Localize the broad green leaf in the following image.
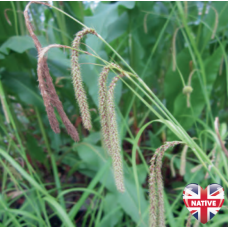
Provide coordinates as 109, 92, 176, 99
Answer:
74, 141, 149, 226
99, 193, 123, 227
3, 72, 43, 108
26, 134, 46, 163
165, 46, 223, 130
0, 53, 5, 59
165, 49, 191, 113
84, 2, 134, 63
0, 36, 34, 54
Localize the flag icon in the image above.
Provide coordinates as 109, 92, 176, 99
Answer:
183, 183, 224, 224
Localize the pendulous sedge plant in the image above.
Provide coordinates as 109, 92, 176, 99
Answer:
25, 1, 126, 193
22, 2, 228, 226
149, 141, 181, 227
99, 64, 125, 192
72, 28, 98, 130
186, 213, 192, 227
107, 73, 125, 192
99, 66, 112, 153
24, 2, 79, 142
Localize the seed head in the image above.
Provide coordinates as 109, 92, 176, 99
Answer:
71, 28, 98, 130
149, 141, 181, 227
107, 74, 125, 192
180, 145, 188, 176
186, 213, 192, 227
99, 65, 125, 192
24, 2, 80, 141
37, 45, 80, 141
149, 152, 158, 227
170, 154, 177, 178
37, 47, 60, 134
99, 66, 112, 153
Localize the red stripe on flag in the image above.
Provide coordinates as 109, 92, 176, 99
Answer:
190, 210, 197, 214
211, 189, 222, 196
183, 191, 192, 196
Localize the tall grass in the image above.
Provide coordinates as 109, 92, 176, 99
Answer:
0, 1, 228, 227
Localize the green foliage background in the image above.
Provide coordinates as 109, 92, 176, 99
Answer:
0, 1, 228, 227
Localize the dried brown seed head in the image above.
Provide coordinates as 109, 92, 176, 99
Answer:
37, 45, 80, 141
24, 2, 79, 141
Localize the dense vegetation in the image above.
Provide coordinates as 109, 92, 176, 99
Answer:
0, 1, 228, 227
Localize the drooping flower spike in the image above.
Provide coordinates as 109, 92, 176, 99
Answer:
24, 3, 79, 141
99, 64, 125, 192
149, 141, 181, 227
107, 74, 125, 192
38, 44, 80, 141
72, 28, 98, 130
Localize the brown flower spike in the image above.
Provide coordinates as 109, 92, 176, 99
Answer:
25, 1, 126, 192
24, 2, 79, 141
72, 28, 98, 130
99, 65, 125, 192
149, 141, 181, 227
99, 66, 112, 153
107, 74, 125, 192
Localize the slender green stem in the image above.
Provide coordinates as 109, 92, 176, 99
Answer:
69, 160, 111, 220
49, 4, 87, 29
53, 2, 69, 45
196, 2, 207, 46
141, 5, 176, 78
10, 1, 18, 35
176, 65, 186, 87
0, 81, 41, 182
188, 13, 228, 97
16, 2, 25, 35
176, 2, 214, 126
0, 148, 73, 226
35, 107, 66, 210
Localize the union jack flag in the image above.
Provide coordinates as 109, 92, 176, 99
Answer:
183, 183, 224, 224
